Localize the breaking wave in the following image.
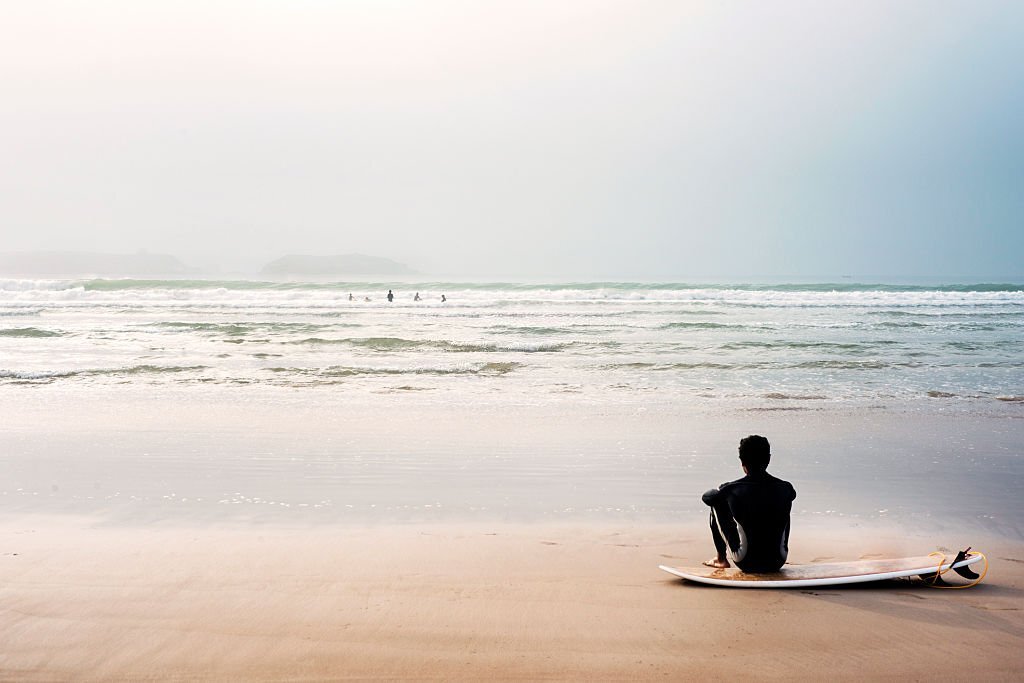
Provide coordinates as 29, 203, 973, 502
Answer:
0, 327, 62, 338
0, 365, 208, 381
287, 337, 568, 353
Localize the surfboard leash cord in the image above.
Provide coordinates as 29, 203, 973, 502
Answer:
923, 549, 988, 589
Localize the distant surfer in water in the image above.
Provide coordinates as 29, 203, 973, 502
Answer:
414, 292, 421, 301
348, 293, 354, 301
701, 435, 796, 573
387, 289, 394, 303
441, 294, 446, 302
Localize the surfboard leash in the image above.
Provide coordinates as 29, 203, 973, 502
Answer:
923, 548, 988, 588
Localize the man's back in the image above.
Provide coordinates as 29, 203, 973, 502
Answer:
703, 470, 796, 572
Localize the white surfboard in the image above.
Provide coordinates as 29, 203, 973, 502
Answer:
659, 552, 984, 588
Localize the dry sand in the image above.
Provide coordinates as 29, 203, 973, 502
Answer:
3, 517, 1022, 681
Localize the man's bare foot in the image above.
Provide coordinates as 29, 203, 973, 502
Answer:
703, 557, 731, 569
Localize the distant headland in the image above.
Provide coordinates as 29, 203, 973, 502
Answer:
260, 254, 416, 276
0, 251, 419, 278
0, 251, 192, 277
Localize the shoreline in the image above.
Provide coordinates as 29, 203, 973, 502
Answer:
5, 393, 1023, 537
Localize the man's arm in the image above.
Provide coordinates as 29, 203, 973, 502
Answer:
702, 482, 733, 506
703, 486, 742, 558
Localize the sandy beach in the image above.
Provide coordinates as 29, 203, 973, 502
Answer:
3, 517, 1023, 681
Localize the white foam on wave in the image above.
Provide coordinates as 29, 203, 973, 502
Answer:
0, 365, 209, 381
0, 308, 43, 316
15, 285, 1024, 306
0, 279, 79, 292
0, 369, 79, 379
449, 340, 567, 353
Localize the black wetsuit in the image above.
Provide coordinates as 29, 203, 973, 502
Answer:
702, 470, 796, 573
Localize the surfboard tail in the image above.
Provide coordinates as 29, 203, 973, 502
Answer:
951, 548, 981, 580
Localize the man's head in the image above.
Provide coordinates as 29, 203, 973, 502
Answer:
738, 435, 771, 472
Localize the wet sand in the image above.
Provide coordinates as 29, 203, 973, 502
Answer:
2, 518, 1023, 681
5, 389, 1023, 534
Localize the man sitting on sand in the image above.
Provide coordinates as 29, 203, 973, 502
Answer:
702, 435, 796, 573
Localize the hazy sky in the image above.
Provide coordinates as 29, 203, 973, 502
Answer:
2, 1, 1022, 279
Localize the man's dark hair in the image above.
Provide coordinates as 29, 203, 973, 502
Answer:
739, 435, 771, 470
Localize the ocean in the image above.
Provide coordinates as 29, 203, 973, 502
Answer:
2, 279, 1022, 407
3, 278, 1023, 533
